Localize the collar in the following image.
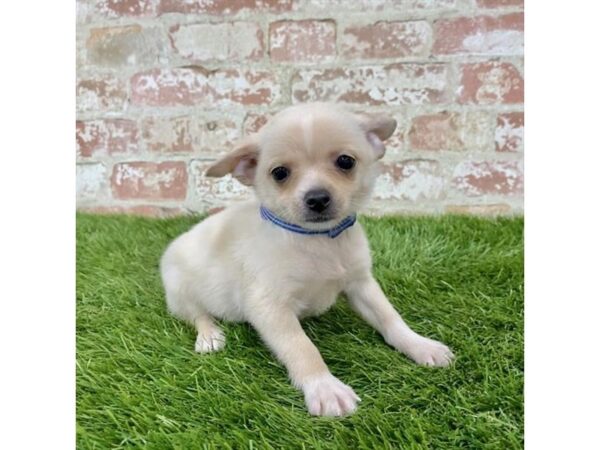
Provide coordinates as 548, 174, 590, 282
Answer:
259, 206, 357, 238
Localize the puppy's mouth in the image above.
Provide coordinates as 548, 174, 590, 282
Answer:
305, 215, 336, 223
303, 209, 338, 223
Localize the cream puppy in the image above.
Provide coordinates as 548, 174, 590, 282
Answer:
160, 103, 454, 417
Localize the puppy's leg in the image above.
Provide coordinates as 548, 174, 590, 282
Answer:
166, 286, 225, 353
161, 264, 225, 353
194, 313, 225, 354
247, 304, 360, 417
345, 275, 454, 367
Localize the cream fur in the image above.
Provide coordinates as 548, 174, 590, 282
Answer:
160, 103, 454, 417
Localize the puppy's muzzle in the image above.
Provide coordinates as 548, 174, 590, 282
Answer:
304, 189, 331, 213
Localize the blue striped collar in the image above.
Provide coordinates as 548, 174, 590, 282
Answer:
260, 206, 357, 238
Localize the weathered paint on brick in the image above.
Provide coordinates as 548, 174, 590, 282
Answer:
77, 26, 87, 67
76, 75, 128, 112
77, 163, 108, 201
111, 161, 188, 200
495, 112, 524, 152
459, 62, 524, 104
433, 13, 523, 55
477, 0, 523, 7
374, 159, 445, 201
141, 116, 240, 154
131, 67, 280, 106
269, 20, 336, 62
342, 21, 431, 59
243, 112, 275, 134
408, 111, 492, 151
158, 0, 293, 15
169, 22, 264, 62
303, 0, 456, 11
77, 119, 139, 157
292, 64, 449, 105
96, 0, 156, 18
87, 25, 168, 67
452, 160, 523, 196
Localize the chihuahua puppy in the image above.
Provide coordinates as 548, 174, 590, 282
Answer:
160, 103, 453, 417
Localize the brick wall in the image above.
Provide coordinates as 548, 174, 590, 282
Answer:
76, 0, 524, 217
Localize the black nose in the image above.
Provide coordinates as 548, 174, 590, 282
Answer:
304, 189, 331, 213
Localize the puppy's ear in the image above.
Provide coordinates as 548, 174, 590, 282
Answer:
205, 136, 259, 186
356, 113, 397, 159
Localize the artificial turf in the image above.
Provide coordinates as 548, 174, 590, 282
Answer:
76, 213, 524, 449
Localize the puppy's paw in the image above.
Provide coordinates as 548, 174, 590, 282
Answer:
302, 374, 361, 417
401, 335, 454, 367
194, 327, 225, 353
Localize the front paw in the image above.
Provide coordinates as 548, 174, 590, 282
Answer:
302, 374, 361, 417
194, 327, 226, 353
401, 335, 454, 367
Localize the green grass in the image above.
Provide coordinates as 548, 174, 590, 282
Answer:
76, 213, 523, 449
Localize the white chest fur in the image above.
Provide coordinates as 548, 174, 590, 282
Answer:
249, 227, 372, 319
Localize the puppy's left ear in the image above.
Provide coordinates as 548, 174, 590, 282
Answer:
356, 114, 397, 159
205, 136, 259, 186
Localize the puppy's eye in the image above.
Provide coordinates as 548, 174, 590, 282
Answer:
335, 154, 356, 171
271, 166, 290, 182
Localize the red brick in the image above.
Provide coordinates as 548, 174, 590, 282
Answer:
95, 0, 156, 17
169, 22, 263, 62
77, 119, 139, 157
269, 20, 336, 62
87, 25, 167, 67
408, 111, 491, 151
374, 159, 445, 201
111, 161, 188, 200
243, 112, 274, 134
141, 116, 239, 154
477, 0, 523, 7
292, 64, 449, 105
452, 160, 523, 196
78, 205, 186, 217
342, 21, 431, 59
158, 0, 293, 14
433, 13, 523, 55
131, 67, 280, 106
445, 203, 512, 215
495, 112, 524, 152
77, 75, 128, 112
459, 62, 523, 105
190, 160, 252, 203
302, 0, 455, 11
